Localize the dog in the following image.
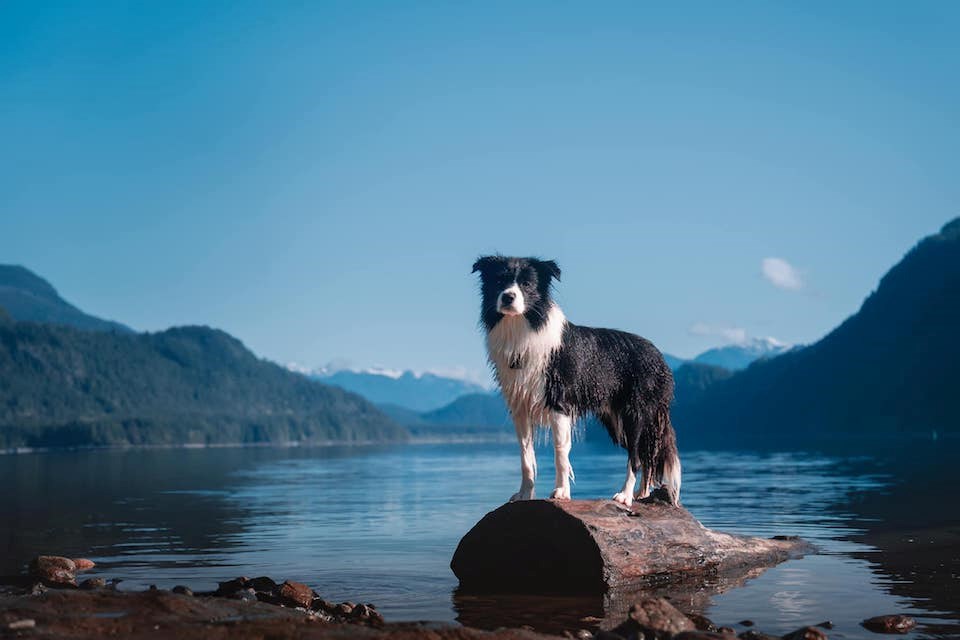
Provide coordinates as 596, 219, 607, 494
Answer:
472, 255, 681, 507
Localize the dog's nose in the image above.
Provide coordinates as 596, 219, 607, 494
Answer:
501, 292, 515, 305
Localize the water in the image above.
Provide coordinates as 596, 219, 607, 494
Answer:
1, 440, 957, 638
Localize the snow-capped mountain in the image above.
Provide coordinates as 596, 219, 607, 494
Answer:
691, 337, 792, 371
285, 363, 490, 413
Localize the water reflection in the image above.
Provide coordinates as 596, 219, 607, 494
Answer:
0, 440, 957, 638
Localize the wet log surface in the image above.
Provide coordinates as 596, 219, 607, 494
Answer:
451, 497, 814, 595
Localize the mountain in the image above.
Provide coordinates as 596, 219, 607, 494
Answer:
662, 353, 687, 371
0, 318, 407, 449
0, 265, 133, 333
672, 362, 734, 405
310, 368, 487, 412
673, 218, 960, 446
692, 337, 791, 371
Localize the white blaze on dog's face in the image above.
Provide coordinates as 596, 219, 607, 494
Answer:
497, 283, 525, 316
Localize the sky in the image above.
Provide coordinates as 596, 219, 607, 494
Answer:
1, 1, 958, 384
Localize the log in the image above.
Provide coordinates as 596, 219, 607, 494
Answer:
451, 495, 813, 595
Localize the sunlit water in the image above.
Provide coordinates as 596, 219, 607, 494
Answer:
1, 441, 956, 638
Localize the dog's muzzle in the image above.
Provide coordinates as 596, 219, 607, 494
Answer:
497, 285, 525, 315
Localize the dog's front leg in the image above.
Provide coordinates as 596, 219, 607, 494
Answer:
549, 413, 573, 500
509, 414, 536, 502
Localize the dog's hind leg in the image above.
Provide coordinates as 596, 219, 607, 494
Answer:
612, 460, 637, 507
509, 413, 536, 502
549, 413, 574, 500
636, 466, 654, 501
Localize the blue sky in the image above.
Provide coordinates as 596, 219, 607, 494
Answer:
1, 2, 958, 383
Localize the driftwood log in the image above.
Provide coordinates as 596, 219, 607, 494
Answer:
451, 496, 813, 595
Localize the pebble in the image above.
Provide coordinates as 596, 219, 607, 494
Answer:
172, 585, 193, 596
8, 619, 36, 630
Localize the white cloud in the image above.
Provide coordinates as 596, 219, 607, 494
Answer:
688, 322, 748, 345
761, 257, 803, 291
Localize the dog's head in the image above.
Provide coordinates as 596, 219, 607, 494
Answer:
472, 255, 561, 331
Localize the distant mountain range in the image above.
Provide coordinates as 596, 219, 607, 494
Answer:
0, 265, 133, 334
663, 338, 792, 372
672, 218, 960, 445
295, 366, 488, 413
689, 337, 792, 371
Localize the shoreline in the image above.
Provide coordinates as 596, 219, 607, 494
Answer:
0, 434, 519, 456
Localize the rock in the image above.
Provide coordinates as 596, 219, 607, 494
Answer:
783, 626, 828, 640
718, 627, 736, 635
312, 597, 336, 613
246, 576, 278, 592
79, 578, 106, 590
231, 587, 258, 602
215, 577, 248, 596
30, 556, 76, 573
72, 558, 96, 571
609, 597, 696, 639
688, 614, 718, 633
29, 582, 47, 596
861, 615, 916, 634
171, 585, 193, 596
336, 602, 354, 616
278, 580, 313, 609
452, 500, 813, 593
8, 619, 36, 630
29, 556, 77, 586
738, 621, 755, 627
676, 633, 739, 640
351, 603, 374, 619
815, 621, 834, 629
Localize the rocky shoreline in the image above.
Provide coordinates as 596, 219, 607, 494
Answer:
0, 555, 917, 639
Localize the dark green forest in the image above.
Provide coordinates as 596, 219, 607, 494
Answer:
0, 317, 407, 449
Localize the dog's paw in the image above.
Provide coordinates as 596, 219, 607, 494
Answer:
550, 486, 571, 500
612, 491, 634, 507
509, 488, 535, 502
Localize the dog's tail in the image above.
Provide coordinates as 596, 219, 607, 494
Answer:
656, 411, 682, 505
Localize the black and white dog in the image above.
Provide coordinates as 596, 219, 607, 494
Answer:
472, 255, 681, 507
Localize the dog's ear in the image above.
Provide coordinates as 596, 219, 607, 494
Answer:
536, 259, 561, 282
472, 255, 502, 274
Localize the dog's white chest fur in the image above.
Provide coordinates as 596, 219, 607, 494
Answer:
486, 304, 566, 426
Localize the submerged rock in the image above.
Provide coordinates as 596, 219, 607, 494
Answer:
79, 578, 106, 590
783, 626, 828, 640
862, 615, 917, 634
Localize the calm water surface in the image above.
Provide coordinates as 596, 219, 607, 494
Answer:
1, 441, 957, 638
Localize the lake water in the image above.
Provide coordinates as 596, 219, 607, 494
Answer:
1, 440, 957, 639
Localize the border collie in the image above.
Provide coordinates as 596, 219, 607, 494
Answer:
472, 255, 681, 507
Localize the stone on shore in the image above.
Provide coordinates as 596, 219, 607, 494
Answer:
279, 580, 315, 609
451, 499, 813, 594
610, 598, 695, 639
29, 556, 78, 587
